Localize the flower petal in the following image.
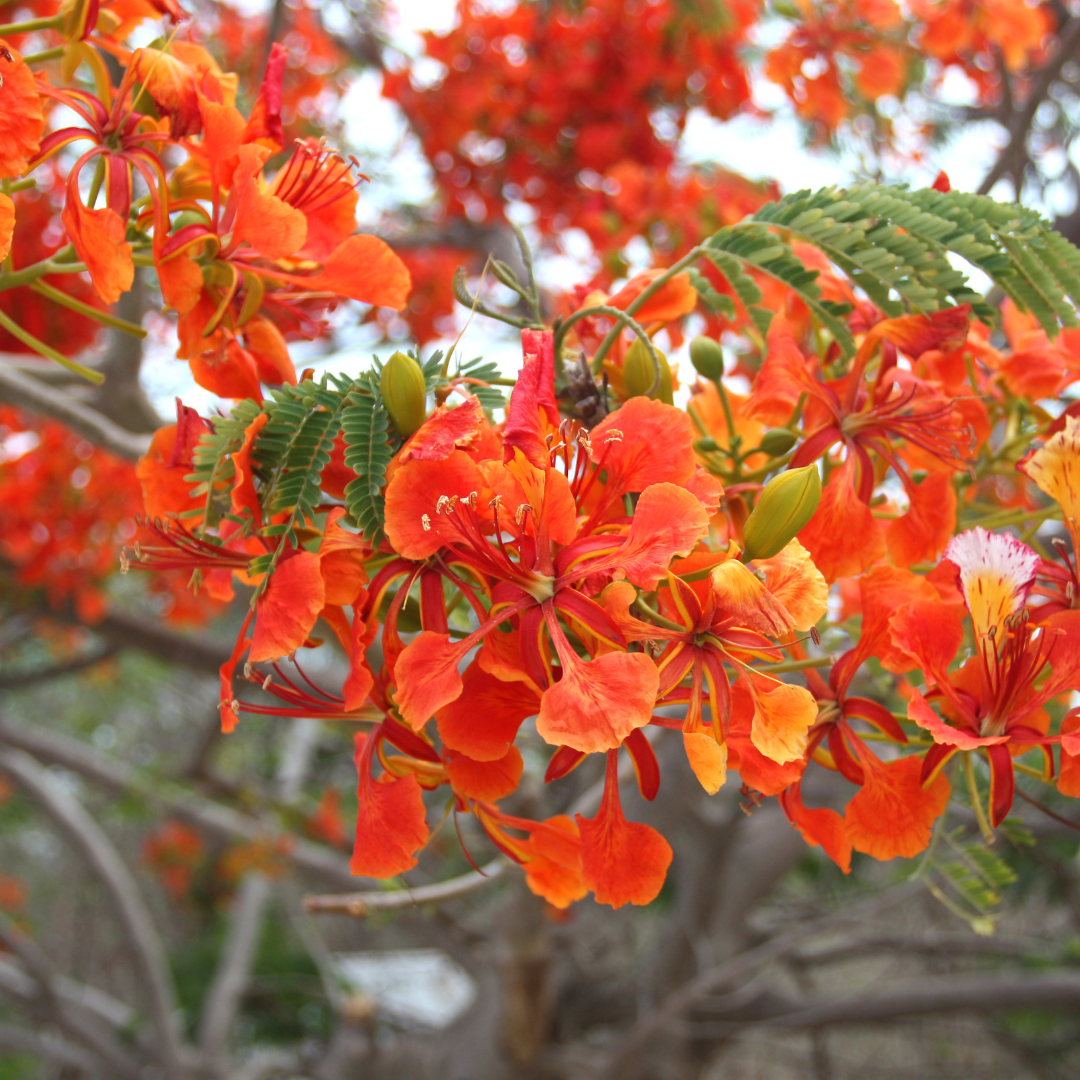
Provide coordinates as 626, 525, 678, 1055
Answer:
250, 551, 325, 662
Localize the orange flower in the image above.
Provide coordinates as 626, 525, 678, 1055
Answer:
0, 192, 12, 263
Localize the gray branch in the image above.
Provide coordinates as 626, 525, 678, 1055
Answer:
0, 362, 151, 460
0, 747, 185, 1079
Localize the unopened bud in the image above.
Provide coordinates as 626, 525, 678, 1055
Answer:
689, 336, 725, 381
758, 428, 798, 456
623, 338, 674, 404
694, 436, 720, 453
741, 465, 822, 560
380, 351, 427, 437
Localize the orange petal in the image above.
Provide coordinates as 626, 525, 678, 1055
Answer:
537, 651, 659, 754
872, 304, 971, 361
0, 193, 13, 263
607, 269, 698, 324
522, 815, 586, 908
797, 458, 885, 582
606, 482, 710, 589
1058, 712, 1080, 798
780, 783, 851, 873
190, 341, 264, 402
232, 144, 307, 260
844, 747, 950, 860
307, 234, 412, 309
589, 397, 697, 496
318, 507, 370, 606
0, 50, 45, 178
229, 412, 269, 525
756, 539, 828, 631
396, 397, 484, 465
244, 317, 296, 386
135, 423, 205, 523
683, 731, 728, 795
744, 316, 815, 425
710, 558, 797, 638
130, 47, 201, 137
888, 600, 965, 685
577, 753, 672, 909
726, 679, 807, 795
158, 252, 204, 316
746, 673, 817, 764
503, 329, 559, 470
250, 551, 325, 662
350, 731, 429, 878
383, 451, 491, 560
61, 186, 134, 305
436, 660, 539, 760
393, 631, 467, 729
886, 470, 957, 568
444, 745, 523, 802
343, 610, 377, 711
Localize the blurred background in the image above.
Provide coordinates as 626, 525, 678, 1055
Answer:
6, 0, 1080, 1077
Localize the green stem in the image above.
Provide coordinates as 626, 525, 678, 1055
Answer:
22, 44, 63, 63
4, 177, 36, 193
30, 280, 147, 338
555, 304, 664, 396
964, 751, 996, 845
759, 654, 834, 674
631, 599, 686, 633
964, 503, 1059, 531
86, 156, 106, 211
0, 308, 103, 383
0, 251, 85, 291
589, 245, 708, 371
0, 15, 61, 34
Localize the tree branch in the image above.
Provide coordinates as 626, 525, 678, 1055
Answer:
693, 971, 1080, 1034
978, 15, 1080, 195
0, 362, 151, 459
0, 912, 144, 1078
0, 645, 117, 690
0, 1021, 102, 1074
0, 715, 359, 889
305, 858, 508, 915
0, 747, 185, 1079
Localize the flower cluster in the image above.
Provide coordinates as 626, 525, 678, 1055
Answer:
127, 243, 1080, 908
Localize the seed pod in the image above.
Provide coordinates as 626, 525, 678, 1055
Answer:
758, 428, 798, 456
380, 351, 427, 437
623, 338, 674, 404
741, 464, 822, 560
689, 335, 725, 381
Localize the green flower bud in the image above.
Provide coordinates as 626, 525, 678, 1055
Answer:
758, 428, 798, 456
741, 465, 822, 560
380, 351, 427, 437
623, 338, 674, 404
694, 436, 720, 453
689, 335, 725, 381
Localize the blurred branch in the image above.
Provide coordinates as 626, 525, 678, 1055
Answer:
978, 15, 1080, 195
0, 645, 117, 690
0, 362, 151, 459
305, 858, 508, 914
0, 1021, 101, 1074
198, 719, 322, 1059
694, 970, 1080, 1033
602, 881, 922, 1079
0, 912, 144, 1078
0, 715, 359, 889
0, 747, 186, 1080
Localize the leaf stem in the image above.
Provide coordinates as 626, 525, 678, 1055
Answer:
0, 307, 104, 383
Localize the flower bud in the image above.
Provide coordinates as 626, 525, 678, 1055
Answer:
380, 351, 427, 437
623, 338, 674, 404
689, 335, 725, 381
741, 464, 822, 560
758, 428, 798, 456
694, 436, 720, 453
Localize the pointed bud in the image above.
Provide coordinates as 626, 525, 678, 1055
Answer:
758, 428, 798, 456
742, 465, 822, 560
623, 338, 674, 404
689, 336, 725, 381
381, 351, 427, 437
